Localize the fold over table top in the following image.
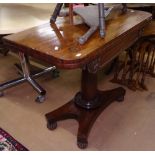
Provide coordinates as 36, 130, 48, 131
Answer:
3, 10, 152, 69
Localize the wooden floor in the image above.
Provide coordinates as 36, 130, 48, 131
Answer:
1, 53, 155, 150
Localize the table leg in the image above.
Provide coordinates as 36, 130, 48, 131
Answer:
45, 68, 126, 149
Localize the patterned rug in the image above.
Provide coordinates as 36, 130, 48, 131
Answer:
0, 128, 28, 151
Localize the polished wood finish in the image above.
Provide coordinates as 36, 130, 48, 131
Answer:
143, 21, 155, 37
46, 65, 125, 149
2, 10, 152, 149
127, 4, 155, 19
3, 10, 151, 69
46, 84, 125, 149
69, 4, 74, 25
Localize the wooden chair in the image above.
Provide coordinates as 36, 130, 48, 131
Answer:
50, 3, 127, 44
111, 20, 155, 91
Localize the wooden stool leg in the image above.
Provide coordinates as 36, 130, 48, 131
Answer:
69, 4, 74, 25
140, 44, 152, 90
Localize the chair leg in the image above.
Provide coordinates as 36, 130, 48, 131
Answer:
98, 3, 105, 38
18, 52, 46, 103
69, 4, 74, 25
0, 52, 56, 103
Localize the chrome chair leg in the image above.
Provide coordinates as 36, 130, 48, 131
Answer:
98, 3, 105, 38
0, 52, 56, 103
18, 52, 46, 103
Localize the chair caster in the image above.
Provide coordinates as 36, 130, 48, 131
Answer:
52, 69, 60, 78
47, 121, 57, 130
0, 91, 4, 97
35, 95, 45, 103
77, 138, 88, 149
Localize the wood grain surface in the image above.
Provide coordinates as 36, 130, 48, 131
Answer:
3, 10, 152, 69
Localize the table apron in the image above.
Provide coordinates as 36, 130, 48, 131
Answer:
93, 25, 144, 73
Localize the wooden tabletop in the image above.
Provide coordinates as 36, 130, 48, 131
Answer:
3, 10, 152, 69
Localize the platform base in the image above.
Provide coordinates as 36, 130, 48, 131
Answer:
45, 87, 125, 149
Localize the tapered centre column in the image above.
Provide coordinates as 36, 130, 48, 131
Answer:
75, 68, 101, 109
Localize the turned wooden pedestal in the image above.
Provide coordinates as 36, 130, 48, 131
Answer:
45, 68, 126, 149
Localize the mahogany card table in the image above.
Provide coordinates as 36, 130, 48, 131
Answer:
2, 10, 152, 149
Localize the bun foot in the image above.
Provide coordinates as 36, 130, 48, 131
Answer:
47, 121, 57, 130
77, 138, 88, 149
116, 95, 124, 102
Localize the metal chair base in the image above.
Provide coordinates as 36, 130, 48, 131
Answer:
0, 52, 56, 103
